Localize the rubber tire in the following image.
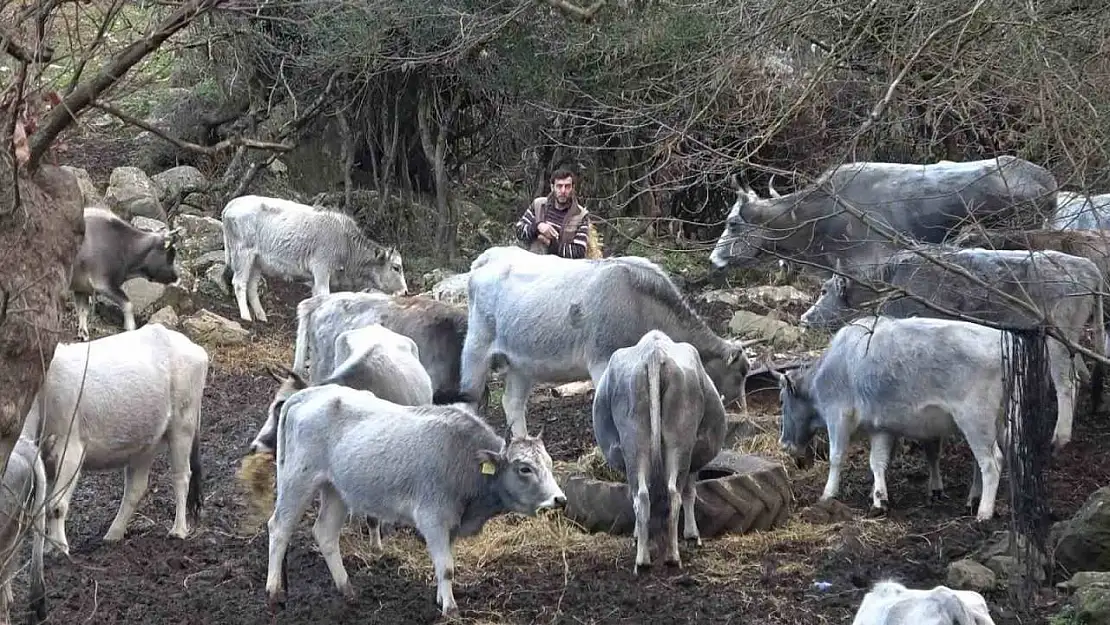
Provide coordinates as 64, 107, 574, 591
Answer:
560, 449, 794, 537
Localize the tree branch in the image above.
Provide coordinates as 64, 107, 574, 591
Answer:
90, 101, 294, 155
26, 0, 226, 172
0, 25, 53, 64
541, 0, 604, 21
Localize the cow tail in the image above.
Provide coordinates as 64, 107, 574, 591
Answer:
187, 430, 203, 527
221, 220, 235, 296
645, 349, 668, 525
28, 450, 47, 625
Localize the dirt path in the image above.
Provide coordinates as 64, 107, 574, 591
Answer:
14, 282, 1104, 624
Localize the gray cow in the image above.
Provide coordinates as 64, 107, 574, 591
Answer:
290, 290, 474, 404
264, 384, 566, 617
220, 195, 408, 323
461, 248, 755, 439
250, 322, 435, 455
592, 329, 727, 573
851, 581, 996, 625
70, 207, 180, 341
22, 323, 208, 555
709, 156, 1059, 278
799, 245, 1106, 451
1047, 190, 1110, 231
0, 436, 47, 625
773, 316, 1009, 521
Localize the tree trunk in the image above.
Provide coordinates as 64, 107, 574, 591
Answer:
0, 164, 84, 472
418, 84, 464, 263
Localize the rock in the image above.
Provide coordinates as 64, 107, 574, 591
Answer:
697, 289, 745, 308
186, 250, 226, 275
737, 285, 812, 309
973, 530, 1048, 585
1054, 486, 1110, 575
173, 214, 223, 259
121, 279, 166, 319
1059, 571, 1110, 591
1073, 585, 1110, 624
946, 559, 997, 592
131, 216, 169, 233
154, 284, 195, 317
151, 166, 209, 203
551, 381, 593, 398
430, 272, 469, 308
728, 310, 806, 349
798, 499, 854, 525
200, 264, 232, 299
181, 309, 249, 346
105, 166, 165, 221
61, 166, 101, 206
148, 306, 179, 329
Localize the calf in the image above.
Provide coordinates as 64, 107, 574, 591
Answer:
220, 194, 407, 323
290, 291, 473, 402
461, 247, 754, 439
852, 580, 996, 625
592, 330, 727, 573
250, 323, 435, 454
0, 436, 48, 625
70, 207, 180, 341
264, 384, 566, 617
773, 315, 1008, 521
22, 323, 207, 555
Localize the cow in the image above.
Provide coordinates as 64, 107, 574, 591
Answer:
1047, 190, 1110, 231
592, 330, 727, 573
851, 580, 996, 625
21, 323, 207, 555
772, 315, 1009, 521
0, 435, 48, 625
70, 207, 180, 341
460, 248, 756, 439
219, 194, 408, 323
249, 323, 435, 454
263, 384, 566, 617
799, 245, 1105, 451
708, 156, 1059, 278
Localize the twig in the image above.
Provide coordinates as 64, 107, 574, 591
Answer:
541, 0, 605, 21
90, 101, 294, 156
0, 25, 53, 63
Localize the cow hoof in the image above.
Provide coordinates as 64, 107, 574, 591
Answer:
633, 561, 651, 576
168, 527, 189, 540
664, 556, 682, 569
102, 530, 124, 543
684, 533, 702, 547
866, 502, 888, 517
341, 585, 358, 604
267, 590, 286, 611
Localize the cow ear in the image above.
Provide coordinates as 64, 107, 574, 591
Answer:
773, 370, 791, 392
475, 449, 502, 475
533, 424, 544, 441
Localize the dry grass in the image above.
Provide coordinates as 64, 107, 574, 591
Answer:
237, 451, 277, 529
209, 332, 295, 375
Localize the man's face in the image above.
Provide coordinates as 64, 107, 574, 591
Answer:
551, 175, 574, 203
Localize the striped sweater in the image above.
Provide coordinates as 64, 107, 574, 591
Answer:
514, 197, 591, 259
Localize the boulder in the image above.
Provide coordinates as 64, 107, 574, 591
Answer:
946, 558, 997, 592
131, 216, 168, 234
1054, 485, 1110, 575
148, 306, 180, 329
728, 311, 806, 349
120, 279, 166, 319
181, 309, 249, 346
737, 285, 813, 309
105, 166, 164, 221
61, 166, 101, 207
151, 166, 209, 204
430, 272, 469, 308
173, 214, 223, 260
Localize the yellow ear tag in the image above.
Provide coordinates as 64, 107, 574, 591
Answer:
480, 461, 496, 475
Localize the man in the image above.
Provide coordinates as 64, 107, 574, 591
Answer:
515, 167, 593, 259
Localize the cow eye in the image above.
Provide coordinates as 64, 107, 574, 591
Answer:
517, 465, 534, 476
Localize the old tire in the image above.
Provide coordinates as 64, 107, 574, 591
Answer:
560, 450, 794, 537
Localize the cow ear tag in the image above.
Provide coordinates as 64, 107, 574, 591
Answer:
480, 460, 496, 475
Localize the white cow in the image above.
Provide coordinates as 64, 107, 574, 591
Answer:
220, 194, 407, 323
0, 436, 48, 625
22, 323, 208, 555
852, 580, 996, 625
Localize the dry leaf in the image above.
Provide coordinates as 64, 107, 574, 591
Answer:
12, 119, 30, 166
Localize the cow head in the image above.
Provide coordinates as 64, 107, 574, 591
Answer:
799, 260, 857, 330
709, 183, 765, 272
477, 431, 566, 515
249, 365, 309, 454
344, 246, 408, 296
139, 228, 180, 285
701, 340, 753, 408
772, 364, 819, 469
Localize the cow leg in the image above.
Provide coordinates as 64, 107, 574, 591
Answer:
103, 452, 156, 542
1048, 340, 1076, 451
415, 519, 458, 617
501, 371, 534, 439
969, 441, 1003, 522
820, 422, 850, 502
230, 250, 257, 322
681, 471, 701, 545
166, 427, 196, 539
265, 470, 318, 607
631, 461, 652, 574
663, 449, 685, 568
309, 264, 332, 299
45, 441, 86, 556
97, 284, 135, 332
246, 265, 268, 323
74, 292, 92, 341
922, 438, 947, 502
313, 485, 355, 602
867, 432, 894, 513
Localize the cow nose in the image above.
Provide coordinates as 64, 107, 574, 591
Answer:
554, 495, 567, 508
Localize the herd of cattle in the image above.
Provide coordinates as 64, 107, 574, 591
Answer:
2, 155, 1106, 622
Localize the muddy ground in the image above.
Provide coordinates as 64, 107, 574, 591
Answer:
9, 274, 1102, 625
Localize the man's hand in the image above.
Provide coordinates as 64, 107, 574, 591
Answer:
536, 222, 558, 238
537, 232, 552, 246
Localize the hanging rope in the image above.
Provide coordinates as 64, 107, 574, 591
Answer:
999, 325, 1057, 611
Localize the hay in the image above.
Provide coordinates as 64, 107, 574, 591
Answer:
573, 447, 625, 482
585, 223, 604, 259
237, 452, 276, 526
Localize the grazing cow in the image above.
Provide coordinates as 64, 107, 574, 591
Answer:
799, 245, 1105, 450
290, 291, 472, 401
774, 316, 1010, 520
22, 323, 207, 555
0, 436, 47, 625
461, 248, 755, 438
220, 194, 408, 323
264, 384, 566, 617
708, 156, 1058, 277
851, 580, 996, 625
592, 330, 727, 573
1047, 190, 1110, 231
70, 207, 180, 341
249, 323, 435, 454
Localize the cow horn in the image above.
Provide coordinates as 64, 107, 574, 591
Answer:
768, 175, 782, 198
739, 337, 768, 349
